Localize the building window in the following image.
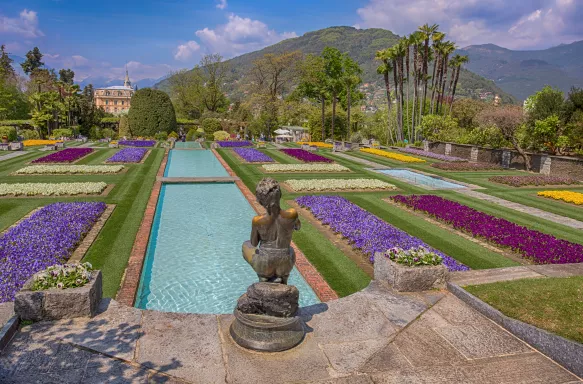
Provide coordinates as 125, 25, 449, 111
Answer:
106, 91, 110, 96
105, 100, 109, 105
118, 91, 122, 96
115, 100, 118, 105
121, 101, 124, 106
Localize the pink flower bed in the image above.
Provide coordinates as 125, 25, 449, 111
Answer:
280, 149, 333, 163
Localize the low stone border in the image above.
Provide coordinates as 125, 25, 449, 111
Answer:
104, 149, 152, 165
117, 149, 168, 306
448, 282, 583, 378
69, 204, 116, 262
0, 315, 18, 352
212, 149, 338, 302
0, 183, 116, 199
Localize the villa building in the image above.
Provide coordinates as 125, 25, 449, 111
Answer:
94, 69, 134, 113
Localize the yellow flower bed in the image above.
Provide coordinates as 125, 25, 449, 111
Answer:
297, 142, 333, 148
537, 190, 583, 205
360, 148, 425, 163
23, 140, 63, 147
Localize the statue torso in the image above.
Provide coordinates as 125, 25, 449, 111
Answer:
253, 209, 298, 249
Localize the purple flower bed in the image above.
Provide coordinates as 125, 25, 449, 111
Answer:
106, 148, 148, 163
118, 140, 156, 147
281, 149, 333, 163
217, 141, 253, 148
391, 194, 583, 265
0, 202, 107, 302
295, 195, 468, 271
431, 162, 503, 171
398, 148, 467, 162
32, 148, 93, 164
489, 175, 580, 187
233, 148, 274, 163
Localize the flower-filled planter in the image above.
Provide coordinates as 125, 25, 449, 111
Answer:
14, 263, 102, 321
374, 247, 448, 292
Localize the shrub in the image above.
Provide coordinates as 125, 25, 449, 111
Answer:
128, 88, 177, 136
213, 130, 230, 141
350, 131, 364, 143
20, 129, 39, 140
52, 128, 73, 138
202, 118, 222, 134
89, 126, 101, 139
118, 115, 131, 138
0, 126, 17, 141
186, 129, 197, 141
154, 131, 168, 141
101, 128, 116, 139
168, 131, 178, 139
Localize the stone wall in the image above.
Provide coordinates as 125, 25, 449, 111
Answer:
449, 144, 473, 160
550, 156, 583, 179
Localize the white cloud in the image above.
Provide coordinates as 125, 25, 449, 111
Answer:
174, 40, 201, 61
356, 0, 583, 49
216, 0, 227, 10
194, 14, 297, 57
0, 9, 43, 38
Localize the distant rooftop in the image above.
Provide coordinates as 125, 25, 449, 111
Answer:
96, 85, 134, 90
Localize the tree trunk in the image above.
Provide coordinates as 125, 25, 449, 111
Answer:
439, 55, 450, 114
421, 40, 429, 121
383, 71, 393, 144
347, 86, 351, 138
405, 46, 410, 143
449, 68, 461, 114
430, 53, 439, 114
331, 92, 336, 141
446, 66, 456, 114
512, 138, 532, 171
321, 96, 326, 140
393, 59, 401, 141
399, 55, 405, 142
412, 46, 418, 140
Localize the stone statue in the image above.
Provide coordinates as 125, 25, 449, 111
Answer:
242, 178, 300, 284
231, 178, 305, 352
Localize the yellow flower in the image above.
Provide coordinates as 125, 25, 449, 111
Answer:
297, 142, 333, 148
23, 140, 63, 147
537, 190, 583, 205
360, 148, 425, 163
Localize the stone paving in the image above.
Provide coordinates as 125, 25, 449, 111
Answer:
1, 282, 579, 383
0, 152, 26, 162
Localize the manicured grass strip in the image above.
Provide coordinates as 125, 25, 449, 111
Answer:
465, 277, 583, 344
347, 194, 519, 270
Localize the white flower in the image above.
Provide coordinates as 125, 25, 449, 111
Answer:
56, 282, 64, 289
285, 178, 395, 192
262, 164, 350, 173
15, 165, 124, 175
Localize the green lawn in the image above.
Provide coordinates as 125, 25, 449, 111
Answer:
466, 277, 583, 344
0, 146, 164, 298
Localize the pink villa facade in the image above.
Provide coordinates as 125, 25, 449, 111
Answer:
94, 70, 134, 113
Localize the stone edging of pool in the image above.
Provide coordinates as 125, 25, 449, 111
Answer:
117, 148, 169, 306
212, 148, 339, 302
370, 167, 483, 190
447, 282, 583, 378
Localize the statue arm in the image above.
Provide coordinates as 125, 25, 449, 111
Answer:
250, 225, 260, 247
294, 217, 301, 231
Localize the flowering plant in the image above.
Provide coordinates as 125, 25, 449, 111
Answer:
490, 175, 580, 187
22, 140, 62, 147
538, 190, 583, 205
297, 142, 333, 148
397, 148, 467, 162
31, 262, 94, 291
262, 164, 350, 173
233, 148, 274, 162
217, 141, 252, 147
386, 246, 443, 267
32, 148, 93, 163
0, 182, 107, 196
281, 148, 333, 163
431, 162, 503, 171
285, 178, 395, 191
118, 140, 156, 147
360, 148, 425, 163
106, 148, 148, 163
15, 165, 124, 174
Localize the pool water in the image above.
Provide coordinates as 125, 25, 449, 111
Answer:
379, 169, 466, 189
164, 150, 229, 178
174, 141, 202, 149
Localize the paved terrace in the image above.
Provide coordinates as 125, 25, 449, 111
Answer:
1, 282, 579, 383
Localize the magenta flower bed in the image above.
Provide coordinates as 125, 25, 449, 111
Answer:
398, 148, 467, 162
32, 148, 93, 163
106, 148, 148, 163
296, 195, 469, 271
281, 149, 333, 163
217, 141, 253, 148
233, 148, 274, 162
391, 194, 583, 264
0, 202, 107, 302
118, 140, 156, 147
489, 175, 580, 187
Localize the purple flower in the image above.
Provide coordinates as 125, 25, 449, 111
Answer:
0, 202, 106, 302
489, 175, 580, 187
391, 194, 583, 264
217, 141, 253, 148
32, 148, 93, 163
118, 140, 156, 147
281, 149, 333, 163
431, 162, 503, 171
233, 148, 274, 162
398, 148, 467, 162
106, 148, 148, 163
295, 195, 469, 272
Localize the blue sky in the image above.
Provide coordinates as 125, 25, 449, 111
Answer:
1, 0, 582, 82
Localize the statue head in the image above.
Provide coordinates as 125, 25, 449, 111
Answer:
256, 178, 281, 214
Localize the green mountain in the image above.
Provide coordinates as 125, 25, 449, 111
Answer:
156, 26, 516, 104
458, 41, 583, 101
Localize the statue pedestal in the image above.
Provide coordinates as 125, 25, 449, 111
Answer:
230, 309, 305, 352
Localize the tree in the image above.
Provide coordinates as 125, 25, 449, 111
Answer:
341, 53, 362, 137
478, 105, 531, 170
418, 24, 439, 121
375, 48, 394, 144
128, 88, 177, 136
202, 117, 222, 134
448, 55, 469, 112
20, 47, 44, 75
437, 41, 455, 113
524, 86, 566, 152
167, 69, 203, 119
0, 45, 17, 84
322, 47, 344, 140
58, 69, 75, 85
419, 114, 461, 142
199, 54, 229, 113
118, 114, 131, 137
296, 54, 328, 140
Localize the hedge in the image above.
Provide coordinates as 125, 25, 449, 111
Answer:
128, 88, 177, 137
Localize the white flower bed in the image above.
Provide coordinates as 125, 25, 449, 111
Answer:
285, 178, 396, 192
0, 182, 108, 196
262, 164, 350, 173
15, 165, 124, 174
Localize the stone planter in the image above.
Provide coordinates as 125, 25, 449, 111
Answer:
374, 252, 447, 292
108, 143, 119, 148
14, 270, 102, 321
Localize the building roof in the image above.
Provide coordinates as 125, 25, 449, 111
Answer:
96, 85, 134, 91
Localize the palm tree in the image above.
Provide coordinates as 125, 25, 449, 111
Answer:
429, 32, 445, 114
403, 36, 411, 142
449, 54, 469, 113
409, 32, 423, 140
437, 41, 455, 114
342, 54, 362, 137
375, 49, 394, 144
418, 23, 439, 121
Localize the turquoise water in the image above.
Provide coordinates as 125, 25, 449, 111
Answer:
164, 150, 229, 178
379, 169, 465, 189
174, 141, 202, 149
